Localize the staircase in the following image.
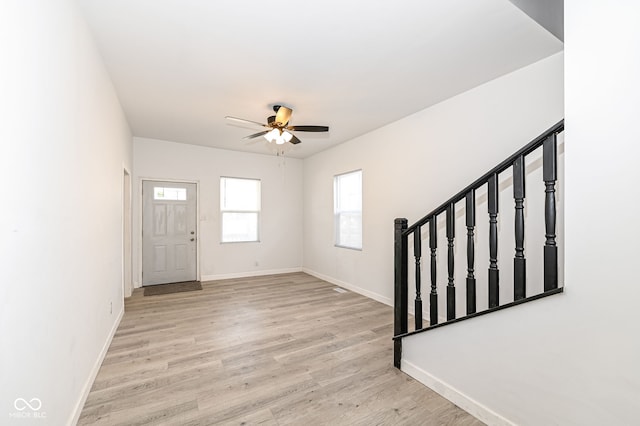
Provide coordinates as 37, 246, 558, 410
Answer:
393, 120, 565, 368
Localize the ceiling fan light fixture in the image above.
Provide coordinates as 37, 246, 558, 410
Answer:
264, 128, 280, 143
282, 131, 293, 143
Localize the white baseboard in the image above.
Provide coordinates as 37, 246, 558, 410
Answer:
201, 267, 303, 282
302, 268, 393, 306
401, 359, 514, 426
299, 269, 433, 322
68, 307, 124, 426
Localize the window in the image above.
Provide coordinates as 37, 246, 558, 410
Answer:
334, 170, 362, 249
220, 177, 261, 243
153, 187, 186, 201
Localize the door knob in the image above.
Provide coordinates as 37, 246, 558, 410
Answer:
191, 231, 195, 235
190, 238, 195, 242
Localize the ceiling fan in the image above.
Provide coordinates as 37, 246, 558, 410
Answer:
225, 105, 329, 145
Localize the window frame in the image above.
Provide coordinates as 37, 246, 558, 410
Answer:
333, 169, 363, 251
220, 176, 261, 244
153, 186, 187, 201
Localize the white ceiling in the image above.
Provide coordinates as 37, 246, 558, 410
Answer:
77, 0, 562, 158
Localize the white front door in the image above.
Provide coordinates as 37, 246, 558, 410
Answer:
142, 180, 197, 285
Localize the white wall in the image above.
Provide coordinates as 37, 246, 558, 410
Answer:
303, 52, 564, 309
400, 3, 640, 425
0, 1, 132, 425
133, 139, 303, 283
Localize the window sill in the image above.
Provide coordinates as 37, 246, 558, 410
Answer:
221, 240, 261, 244
335, 244, 362, 251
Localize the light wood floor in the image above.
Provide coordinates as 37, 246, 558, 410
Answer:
79, 273, 483, 425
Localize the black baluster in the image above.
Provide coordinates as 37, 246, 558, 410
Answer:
414, 226, 423, 330
466, 190, 476, 315
446, 204, 455, 321
488, 174, 499, 308
429, 217, 438, 325
393, 218, 408, 368
543, 134, 558, 291
513, 155, 526, 300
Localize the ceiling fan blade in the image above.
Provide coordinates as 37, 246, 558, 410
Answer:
242, 130, 270, 140
287, 125, 329, 132
289, 134, 302, 145
225, 116, 268, 128
275, 106, 292, 126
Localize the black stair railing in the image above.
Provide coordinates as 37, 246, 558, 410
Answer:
393, 120, 564, 369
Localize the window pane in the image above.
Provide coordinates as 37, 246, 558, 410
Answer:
222, 212, 258, 242
334, 170, 362, 249
220, 178, 260, 211
336, 172, 362, 212
154, 187, 186, 201
220, 177, 261, 243
337, 212, 362, 248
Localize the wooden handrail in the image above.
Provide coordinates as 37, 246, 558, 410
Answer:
393, 120, 565, 369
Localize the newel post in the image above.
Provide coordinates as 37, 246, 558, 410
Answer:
394, 218, 408, 369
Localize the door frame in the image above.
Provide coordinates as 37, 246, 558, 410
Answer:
123, 166, 132, 297
138, 177, 200, 287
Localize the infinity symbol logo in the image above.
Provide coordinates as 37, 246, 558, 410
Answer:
14, 398, 42, 411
